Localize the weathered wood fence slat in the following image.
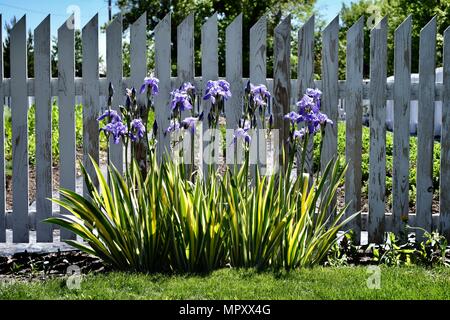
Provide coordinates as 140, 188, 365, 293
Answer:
345, 16, 364, 243
11, 15, 29, 243
416, 17, 437, 240
368, 17, 388, 243
34, 15, 52, 242
1, 13, 450, 245
392, 15, 412, 237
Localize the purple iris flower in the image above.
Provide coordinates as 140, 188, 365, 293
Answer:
293, 128, 306, 141
181, 82, 196, 95
140, 76, 159, 95
170, 89, 193, 111
165, 120, 181, 135
250, 84, 271, 107
284, 111, 302, 124
181, 116, 197, 134
306, 88, 322, 100
296, 94, 314, 114
97, 109, 122, 123
233, 127, 251, 144
317, 112, 333, 126
129, 119, 146, 142
203, 80, 232, 105
251, 84, 270, 108
101, 121, 128, 144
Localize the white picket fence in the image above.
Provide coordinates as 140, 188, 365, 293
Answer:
0, 12, 449, 245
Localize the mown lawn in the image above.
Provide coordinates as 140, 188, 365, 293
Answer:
1, 267, 450, 300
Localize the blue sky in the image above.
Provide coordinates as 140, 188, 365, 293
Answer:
0, 0, 353, 58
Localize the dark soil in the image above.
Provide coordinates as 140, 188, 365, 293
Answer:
0, 250, 108, 280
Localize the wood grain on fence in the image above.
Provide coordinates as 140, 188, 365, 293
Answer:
106, 14, 123, 174
392, 16, 412, 236
58, 16, 76, 241
82, 14, 99, 197
441, 26, 450, 239
345, 16, 364, 243
130, 13, 148, 173
298, 15, 315, 184
154, 14, 171, 162
273, 15, 291, 171
368, 17, 388, 243
11, 16, 29, 243
416, 17, 437, 239
201, 13, 218, 176
34, 16, 52, 242
321, 16, 339, 219
225, 14, 243, 167
250, 15, 267, 176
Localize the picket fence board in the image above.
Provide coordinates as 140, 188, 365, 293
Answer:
440, 26, 450, 239
154, 14, 172, 162
250, 15, 267, 175
82, 14, 99, 197
130, 13, 148, 172
297, 15, 315, 184
392, 16, 412, 236
0, 14, 5, 243
225, 14, 243, 167
321, 16, 339, 220
416, 17, 437, 239
273, 15, 291, 170
34, 15, 53, 242
201, 13, 218, 176
345, 16, 364, 243
368, 17, 388, 243
11, 16, 29, 243
106, 14, 124, 174
58, 16, 76, 241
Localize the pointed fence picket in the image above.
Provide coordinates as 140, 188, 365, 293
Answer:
0, 13, 450, 245
416, 17, 437, 240
368, 17, 388, 243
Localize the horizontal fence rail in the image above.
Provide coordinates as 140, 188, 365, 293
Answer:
0, 13, 449, 246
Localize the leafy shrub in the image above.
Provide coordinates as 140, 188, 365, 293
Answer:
47, 157, 170, 272
45, 82, 358, 273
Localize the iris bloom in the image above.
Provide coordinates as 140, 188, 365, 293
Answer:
284, 111, 302, 124
100, 121, 128, 144
129, 119, 146, 142
203, 80, 232, 105
165, 120, 181, 135
285, 88, 331, 137
170, 89, 193, 111
97, 110, 122, 123
140, 76, 159, 95
250, 84, 271, 107
181, 117, 197, 134
233, 127, 251, 144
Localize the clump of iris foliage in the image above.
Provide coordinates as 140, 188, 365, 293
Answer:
45, 75, 358, 273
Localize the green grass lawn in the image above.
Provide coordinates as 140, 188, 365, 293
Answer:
1, 267, 450, 300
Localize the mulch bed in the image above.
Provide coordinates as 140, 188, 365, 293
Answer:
0, 250, 108, 281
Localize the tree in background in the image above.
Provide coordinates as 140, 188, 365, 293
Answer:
3, 17, 34, 78
115, 0, 317, 77
51, 30, 84, 78
340, 0, 450, 78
